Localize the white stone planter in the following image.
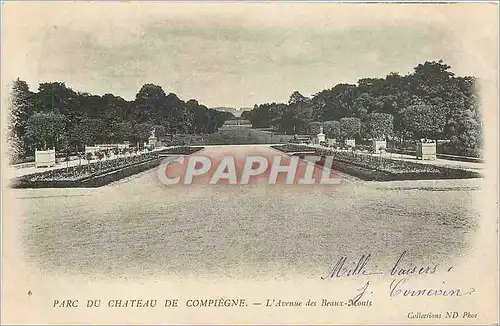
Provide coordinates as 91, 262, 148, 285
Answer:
148, 136, 157, 148
316, 132, 325, 143
372, 140, 387, 153
345, 139, 356, 148
327, 138, 337, 147
35, 149, 56, 168
416, 141, 437, 160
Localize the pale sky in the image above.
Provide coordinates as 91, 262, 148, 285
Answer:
2, 2, 497, 108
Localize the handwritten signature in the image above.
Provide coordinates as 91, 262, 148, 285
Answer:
389, 278, 476, 297
322, 251, 476, 299
321, 251, 439, 280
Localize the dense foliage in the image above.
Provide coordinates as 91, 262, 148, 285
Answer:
339, 117, 361, 139
307, 121, 323, 134
323, 121, 340, 139
248, 60, 481, 156
7, 81, 233, 161
364, 113, 394, 140
399, 105, 446, 140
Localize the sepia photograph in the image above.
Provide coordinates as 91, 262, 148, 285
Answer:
1, 2, 498, 324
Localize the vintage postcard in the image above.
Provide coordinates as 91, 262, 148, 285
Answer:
1, 1, 498, 325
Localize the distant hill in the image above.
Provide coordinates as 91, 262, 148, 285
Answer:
212, 107, 242, 117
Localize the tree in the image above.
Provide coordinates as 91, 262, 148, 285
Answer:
186, 99, 209, 133
34, 82, 82, 123
101, 94, 131, 139
445, 118, 482, 157
323, 121, 340, 139
164, 93, 193, 134
411, 60, 455, 102
8, 78, 34, 161
440, 76, 481, 156
133, 84, 168, 123
114, 121, 137, 143
311, 84, 358, 121
365, 113, 394, 140
68, 118, 106, 150
399, 105, 446, 140
352, 93, 383, 119
24, 112, 67, 151
307, 121, 323, 135
210, 109, 225, 132
249, 103, 271, 128
339, 117, 361, 139
79, 93, 105, 119
383, 72, 412, 115
153, 125, 168, 137
269, 103, 286, 131
283, 91, 313, 134
240, 110, 251, 120
8, 58, 482, 159
136, 123, 154, 143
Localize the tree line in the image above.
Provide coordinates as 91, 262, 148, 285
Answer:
7, 81, 234, 161
246, 60, 482, 157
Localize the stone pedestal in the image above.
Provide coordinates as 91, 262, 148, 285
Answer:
416, 141, 437, 160
35, 148, 56, 168
372, 140, 387, 153
345, 139, 356, 148
317, 132, 325, 143
148, 135, 157, 148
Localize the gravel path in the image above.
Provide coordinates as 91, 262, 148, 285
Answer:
16, 146, 480, 280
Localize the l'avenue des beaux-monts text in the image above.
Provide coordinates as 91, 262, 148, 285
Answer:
321, 251, 476, 298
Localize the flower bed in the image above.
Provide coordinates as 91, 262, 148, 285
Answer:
10, 146, 205, 188
28, 152, 158, 182
271, 145, 481, 181
157, 146, 204, 155
272, 144, 316, 153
